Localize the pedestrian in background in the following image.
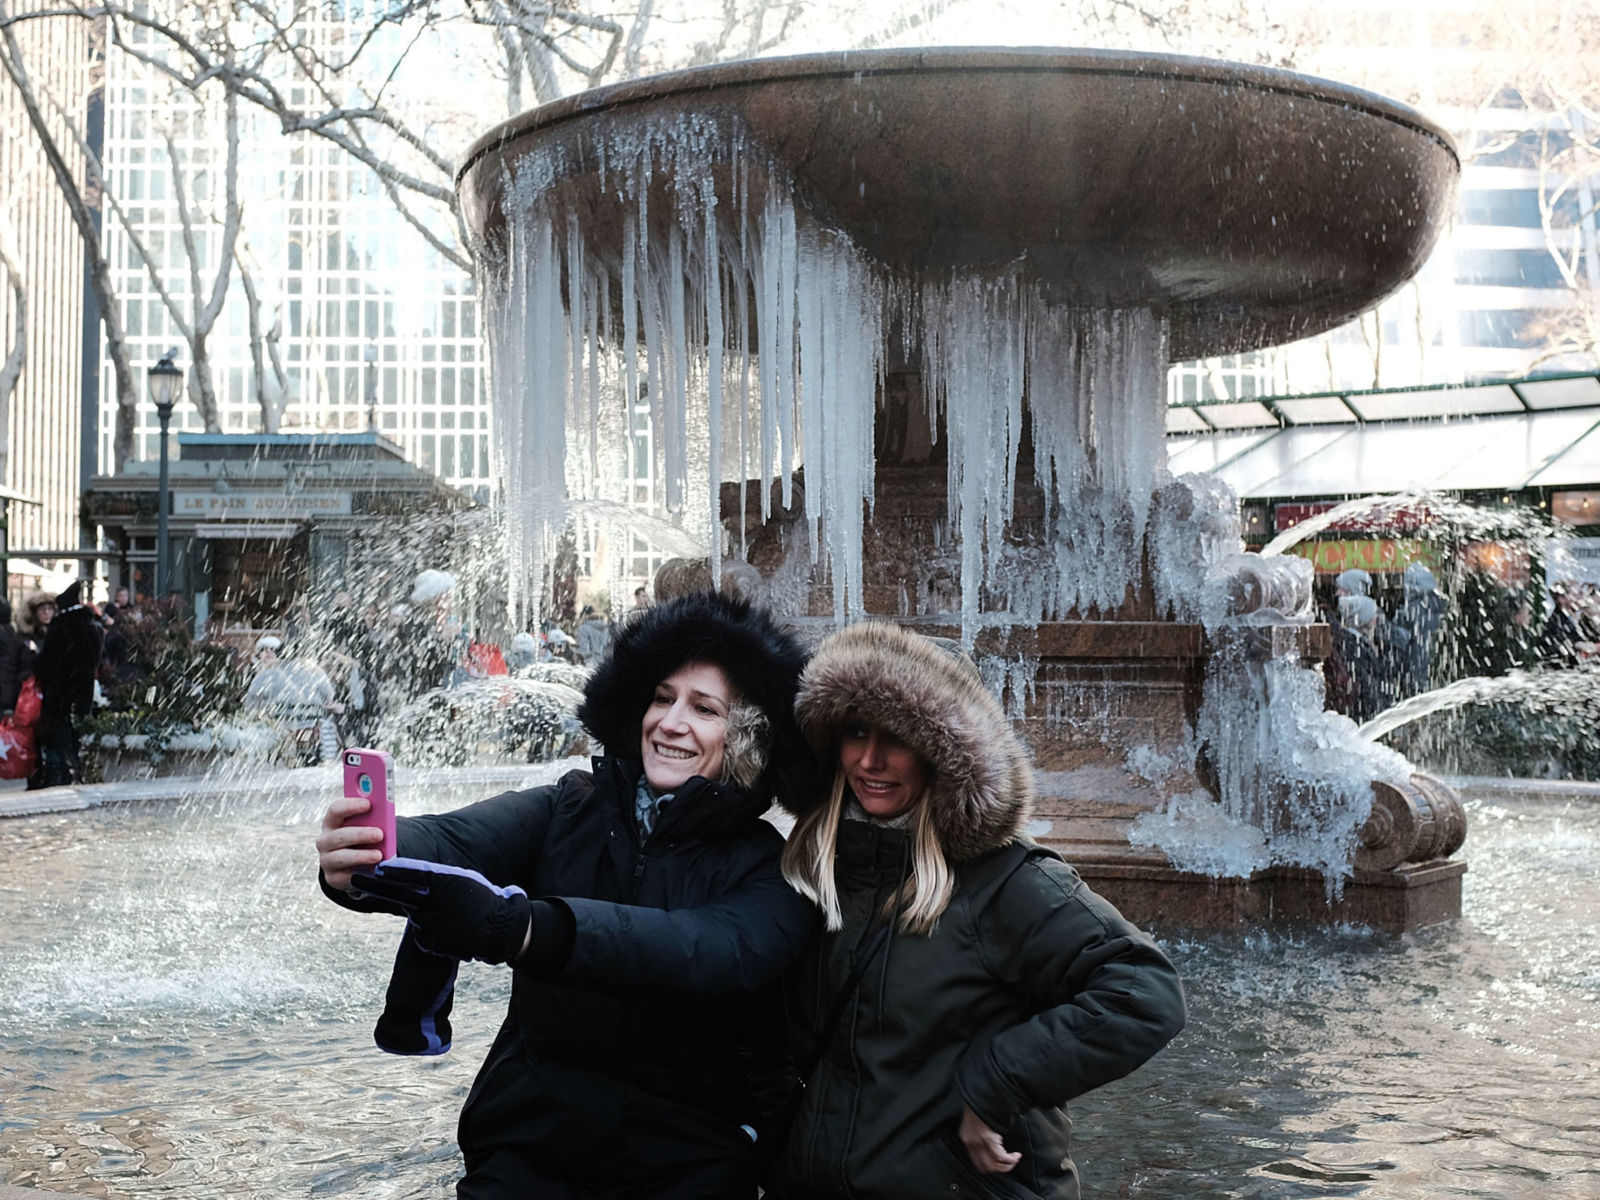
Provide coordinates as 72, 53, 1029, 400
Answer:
1392, 562, 1447, 697
575, 605, 611, 666
102, 585, 131, 623
389, 570, 458, 701
505, 630, 541, 673
243, 635, 343, 764
541, 619, 575, 663
31, 582, 104, 789
1539, 581, 1600, 668
1336, 568, 1372, 599
9, 593, 55, 715
1331, 594, 1411, 722
0, 598, 23, 721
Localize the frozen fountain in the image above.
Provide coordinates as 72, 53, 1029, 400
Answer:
457, 48, 1468, 930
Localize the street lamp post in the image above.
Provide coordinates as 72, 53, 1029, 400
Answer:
364, 343, 379, 431
148, 352, 184, 600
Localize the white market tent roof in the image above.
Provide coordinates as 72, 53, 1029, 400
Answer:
1165, 371, 1600, 499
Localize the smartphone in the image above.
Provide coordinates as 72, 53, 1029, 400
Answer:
341, 748, 396, 861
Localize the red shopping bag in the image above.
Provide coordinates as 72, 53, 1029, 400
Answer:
466, 642, 508, 677
12, 678, 41, 727
0, 717, 36, 780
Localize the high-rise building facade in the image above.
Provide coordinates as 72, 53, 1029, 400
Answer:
96, 9, 493, 499
1166, 2, 1598, 403
0, 1, 89, 560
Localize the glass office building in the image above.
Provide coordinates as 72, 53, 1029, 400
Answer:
96, 9, 493, 501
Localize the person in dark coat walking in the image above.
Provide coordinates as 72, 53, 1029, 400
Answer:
1331, 594, 1410, 722
31, 581, 104, 788
769, 622, 1187, 1200
315, 591, 819, 1199
1538, 581, 1600, 668
0, 598, 21, 719
575, 604, 612, 665
2, 591, 51, 719
1391, 562, 1447, 697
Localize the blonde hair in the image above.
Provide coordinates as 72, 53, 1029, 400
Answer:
781, 765, 956, 936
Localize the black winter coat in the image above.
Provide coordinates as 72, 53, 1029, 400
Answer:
34, 606, 102, 731
0, 623, 26, 712
383, 756, 817, 1198
773, 824, 1186, 1200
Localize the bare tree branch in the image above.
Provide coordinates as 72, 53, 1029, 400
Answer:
622, 0, 653, 77
234, 240, 289, 432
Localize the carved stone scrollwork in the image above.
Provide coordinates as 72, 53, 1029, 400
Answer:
1355, 773, 1468, 871
1407, 773, 1469, 861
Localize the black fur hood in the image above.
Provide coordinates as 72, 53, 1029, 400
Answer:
790, 621, 1034, 861
577, 591, 815, 812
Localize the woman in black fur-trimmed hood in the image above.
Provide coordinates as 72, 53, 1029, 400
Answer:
316, 592, 819, 1199
768, 621, 1187, 1200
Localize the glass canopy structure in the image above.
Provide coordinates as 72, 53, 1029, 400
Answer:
1166, 372, 1600, 499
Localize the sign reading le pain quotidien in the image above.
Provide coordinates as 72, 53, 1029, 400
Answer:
173, 491, 353, 518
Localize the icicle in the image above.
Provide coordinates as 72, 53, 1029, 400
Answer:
586, 262, 604, 484
664, 223, 689, 513
705, 193, 724, 591
734, 156, 754, 545
639, 237, 667, 511
566, 212, 587, 482
755, 190, 780, 521
621, 211, 639, 439
776, 199, 798, 514
797, 229, 827, 592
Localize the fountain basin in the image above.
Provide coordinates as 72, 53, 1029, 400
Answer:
0, 779, 1589, 1196
458, 47, 1459, 359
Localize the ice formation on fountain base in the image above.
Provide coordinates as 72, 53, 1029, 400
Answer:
1132, 473, 1416, 891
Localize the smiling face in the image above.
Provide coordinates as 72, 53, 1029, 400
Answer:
839, 722, 929, 820
639, 662, 733, 791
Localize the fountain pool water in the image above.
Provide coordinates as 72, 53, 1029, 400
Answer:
2, 778, 1595, 1197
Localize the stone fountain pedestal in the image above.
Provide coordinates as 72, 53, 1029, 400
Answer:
461, 48, 1469, 931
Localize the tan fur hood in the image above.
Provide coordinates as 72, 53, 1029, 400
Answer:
791, 622, 1034, 861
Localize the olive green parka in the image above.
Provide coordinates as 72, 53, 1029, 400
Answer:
772, 622, 1187, 1200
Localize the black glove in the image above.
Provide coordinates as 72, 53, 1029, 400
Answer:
351, 857, 531, 965
374, 926, 458, 1056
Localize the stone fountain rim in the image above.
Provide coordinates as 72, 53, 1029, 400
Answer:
455, 45, 1459, 189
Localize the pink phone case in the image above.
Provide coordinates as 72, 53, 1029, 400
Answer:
342, 748, 396, 861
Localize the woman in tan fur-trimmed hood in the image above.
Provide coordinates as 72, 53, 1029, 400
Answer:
769, 621, 1187, 1200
